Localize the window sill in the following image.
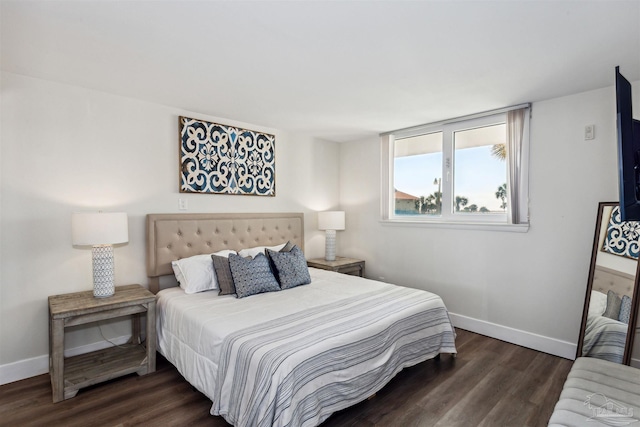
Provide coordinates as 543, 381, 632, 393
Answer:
380, 219, 529, 233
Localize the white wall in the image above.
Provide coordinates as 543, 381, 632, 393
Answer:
0, 72, 340, 383
339, 85, 625, 358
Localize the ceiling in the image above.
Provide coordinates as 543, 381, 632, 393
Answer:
2, 1, 640, 143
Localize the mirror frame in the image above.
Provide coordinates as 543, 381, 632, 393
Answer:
577, 202, 640, 365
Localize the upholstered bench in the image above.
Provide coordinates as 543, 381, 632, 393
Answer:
549, 357, 640, 426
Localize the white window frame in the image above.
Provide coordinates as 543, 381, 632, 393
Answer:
381, 105, 530, 231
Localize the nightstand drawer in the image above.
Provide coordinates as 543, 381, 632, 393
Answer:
338, 264, 364, 276
307, 257, 365, 277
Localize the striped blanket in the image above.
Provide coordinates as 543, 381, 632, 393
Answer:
157, 268, 456, 427
211, 285, 455, 427
581, 314, 628, 364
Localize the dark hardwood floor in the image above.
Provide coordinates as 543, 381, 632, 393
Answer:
0, 329, 572, 427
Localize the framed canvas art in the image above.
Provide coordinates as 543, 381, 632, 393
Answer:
602, 205, 640, 260
179, 116, 275, 196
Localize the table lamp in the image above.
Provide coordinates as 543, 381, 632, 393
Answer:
318, 211, 345, 261
72, 212, 129, 298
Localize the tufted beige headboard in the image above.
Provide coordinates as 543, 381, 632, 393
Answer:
593, 265, 636, 299
146, 212, 304, 293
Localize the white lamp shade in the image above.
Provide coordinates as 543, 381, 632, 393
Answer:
72, 212, 129, 246
318, 211, 345, 231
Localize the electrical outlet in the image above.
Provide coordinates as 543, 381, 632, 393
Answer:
179, 199, 188, 210
585, 125, 595, 140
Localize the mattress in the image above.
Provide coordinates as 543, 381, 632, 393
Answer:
548, 357, 640, 426
156, 267, 456, 427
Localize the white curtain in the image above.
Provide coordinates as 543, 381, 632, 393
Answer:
506, 108, 527, 224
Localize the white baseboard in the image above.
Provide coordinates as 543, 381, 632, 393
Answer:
0, 334, 131, 386
449, 312, 577, 360
631, 357, 640, 369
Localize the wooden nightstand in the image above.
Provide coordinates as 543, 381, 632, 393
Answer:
48, 284, 156, 403
307, 257, 365, 277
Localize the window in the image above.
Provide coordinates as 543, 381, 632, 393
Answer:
382, 105, 530, 228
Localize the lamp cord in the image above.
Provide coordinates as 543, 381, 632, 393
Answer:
98, 322, 144, 348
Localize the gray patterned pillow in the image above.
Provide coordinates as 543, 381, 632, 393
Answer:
266, 245, 311, 290
619, 295, 632, 324
228, 253, 280, 298
212, 254, 236, 296
265, 240, 294, 267
603, 290, 622, 320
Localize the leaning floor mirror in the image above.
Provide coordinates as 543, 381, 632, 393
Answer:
577, 202, 640, 365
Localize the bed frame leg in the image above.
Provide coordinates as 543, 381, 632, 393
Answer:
435, 353, 456, 362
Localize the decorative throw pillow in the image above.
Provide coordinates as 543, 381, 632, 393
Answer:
265, 241, 294, 264
238, 242, 287, 259
267, 245, 311, 290
619, 295, 632, 324
212, 254, 236, 296
603, 290, 622, 320
228, 253, 280, 298
171, 250, 236, 294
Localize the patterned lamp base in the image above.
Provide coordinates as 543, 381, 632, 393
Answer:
92, 245, 115, 298
324, 229, 337, 261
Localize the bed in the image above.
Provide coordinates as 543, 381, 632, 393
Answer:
580, 266, 633, 364
146, 212, 457, 427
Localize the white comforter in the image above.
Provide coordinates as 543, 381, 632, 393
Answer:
156, 268, 456, 427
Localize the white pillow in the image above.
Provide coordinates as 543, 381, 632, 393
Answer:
238, 242, 287, 259
588, 290, 608, 317
171, 249, 236, 294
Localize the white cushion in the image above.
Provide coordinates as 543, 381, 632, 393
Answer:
549, 357, 640, 426
238, 243, 287, 259
171, 249, 236, 294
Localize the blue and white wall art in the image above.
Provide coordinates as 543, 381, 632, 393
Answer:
179, 116, 275, 196
602, 205, 640, 260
